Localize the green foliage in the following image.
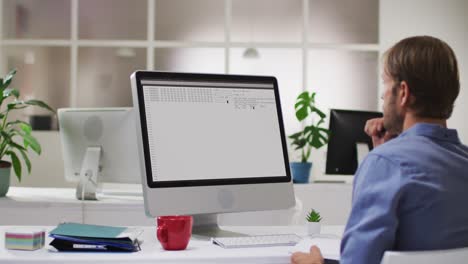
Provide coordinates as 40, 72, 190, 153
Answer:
306, 208, 322, 222
288, 91, 330, 163
0, 69, 55, 181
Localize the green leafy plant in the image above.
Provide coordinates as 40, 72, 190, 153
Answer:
288, 91, 330, 163
306, 208, 322, 222
0, 69, 54, 181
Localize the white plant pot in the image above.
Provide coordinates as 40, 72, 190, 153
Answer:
306, 222, 321, 236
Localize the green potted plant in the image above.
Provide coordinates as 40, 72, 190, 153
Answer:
289, 91, 330, 183
306, 208, 322, 235
0, 69, 54, 197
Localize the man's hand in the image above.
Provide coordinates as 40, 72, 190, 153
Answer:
364, 118, 396, 147
291, 245, 324, 264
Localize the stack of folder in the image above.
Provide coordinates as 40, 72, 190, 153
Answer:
49, 222, 142, 252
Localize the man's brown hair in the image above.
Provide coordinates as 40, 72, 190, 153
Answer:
384, 36, 460, 119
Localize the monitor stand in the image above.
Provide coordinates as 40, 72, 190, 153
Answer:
192, 214, 247, 240
314, 143, 369, 184
76, 146, 102, 201
356, 142, 370, 165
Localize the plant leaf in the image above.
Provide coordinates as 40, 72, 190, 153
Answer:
288, 131, 302, 140
20, 123, 32, 134
294, 91, 313, 121
7, 150, 21, 182
7, 120, 30, 128
9, 141, 30, 174
310, 105, 326, 119
0, 69, 16, 90
18, 148, 31, 174
295, 107, 308, 121
306, 209, 322, 222
3, 88, 20, 98
6, 120, 31, 133
293, 138, 307, 150
304, 125, 329, 149
0, 130, 12, 143
24, 99, 55, 113
7, 101, 28, 111
22, 133, 41, 154
9, 141, 27, 151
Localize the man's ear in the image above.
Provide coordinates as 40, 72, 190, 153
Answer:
398, 81, 411, 107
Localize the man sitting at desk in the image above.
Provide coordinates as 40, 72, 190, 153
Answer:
291, 35, 468, 264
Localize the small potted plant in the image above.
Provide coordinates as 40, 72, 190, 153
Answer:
306, 208, 322, 236
289, 91, 330, 183
0, 69, 54, 197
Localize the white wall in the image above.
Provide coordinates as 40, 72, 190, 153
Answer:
380, 0, 468, 142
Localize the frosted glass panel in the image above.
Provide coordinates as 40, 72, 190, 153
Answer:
309, 0, 378, 43
2, 0, 70, 39
79, 0, 147, 40
155, 0, 224, 41
307, 50, 379, 113
229, 48, 302, 135
155, 48, 225, 74
77, 48, 146, 107
2, 46, 70, 129
231, 0, 302, 43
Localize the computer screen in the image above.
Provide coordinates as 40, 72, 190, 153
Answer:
131, 71, 295, 236
325, 109, 383, 175
58, 108, 141, 200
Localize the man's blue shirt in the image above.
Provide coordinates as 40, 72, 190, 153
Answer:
340, 123, 468, 264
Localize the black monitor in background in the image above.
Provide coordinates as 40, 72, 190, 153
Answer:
325, 109, 383, 175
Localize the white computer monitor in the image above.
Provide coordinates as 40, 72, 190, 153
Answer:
131, 71, 295, 237
58, 108, 141, 200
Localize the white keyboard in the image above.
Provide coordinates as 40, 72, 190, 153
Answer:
211, 234, 302, 249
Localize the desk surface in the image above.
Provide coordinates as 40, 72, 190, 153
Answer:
1, 186, 353, 226
0, 187, 153, 226
0, 225, 344, 264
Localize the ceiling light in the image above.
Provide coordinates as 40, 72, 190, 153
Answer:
242, 47, 260, 59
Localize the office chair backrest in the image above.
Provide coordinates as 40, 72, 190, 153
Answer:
380, 247, 468, 264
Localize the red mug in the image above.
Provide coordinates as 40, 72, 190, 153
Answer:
157, 215, 193, 250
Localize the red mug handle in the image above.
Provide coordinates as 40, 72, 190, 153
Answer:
157, 224, 168, 243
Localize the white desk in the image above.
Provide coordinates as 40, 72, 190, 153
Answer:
0, 225, 344, 264
0, 187, 153, 226
1, 186, 352, 226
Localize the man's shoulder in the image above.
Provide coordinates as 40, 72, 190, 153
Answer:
369, 133, 437, 157
363, 136, 429, 172
369, 136, 411, 160
367, 132, 468, 170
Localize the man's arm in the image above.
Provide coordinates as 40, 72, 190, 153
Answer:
340, 154, 401, 264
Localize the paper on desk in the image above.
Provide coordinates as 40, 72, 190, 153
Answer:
289, 237, 341, 260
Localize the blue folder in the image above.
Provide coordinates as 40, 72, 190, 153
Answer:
49, 223, 142, 252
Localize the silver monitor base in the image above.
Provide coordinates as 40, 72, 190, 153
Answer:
192, 214, 247, 240
76, 146, 101, 201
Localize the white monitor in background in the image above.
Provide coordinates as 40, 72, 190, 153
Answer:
131, 71, 295, 238
58, 108, 141, 200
